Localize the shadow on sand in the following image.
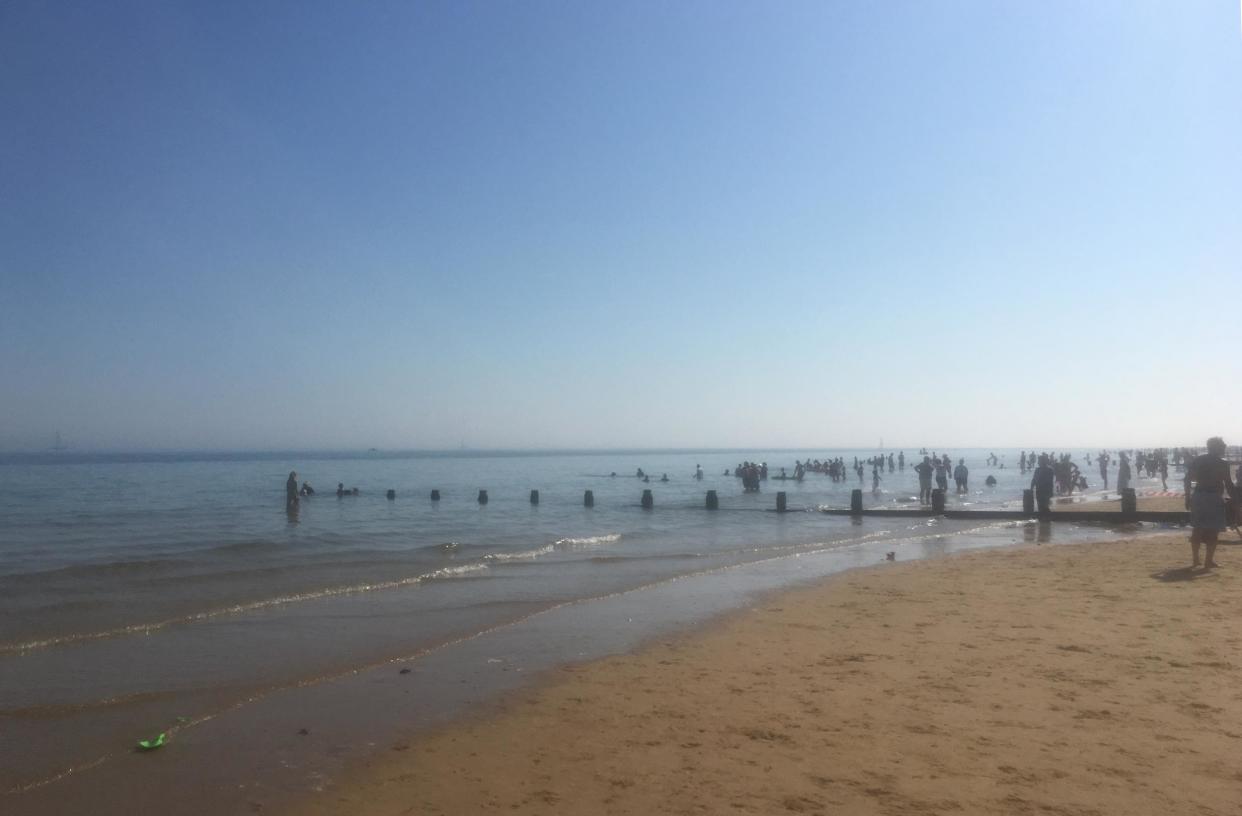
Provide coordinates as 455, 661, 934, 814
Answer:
1150, 566, 1219, 583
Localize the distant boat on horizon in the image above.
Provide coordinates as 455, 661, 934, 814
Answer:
49, 431, 68, 453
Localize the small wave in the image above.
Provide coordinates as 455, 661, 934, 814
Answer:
996, 519, 1039, 529
589, 552, 702, 564
484, 533, 622, 563
485, 544, 556, 562
555, 533, 622, 549
418, 541, 470, 555
418, 564, 489, 582
0, 562, 495, 655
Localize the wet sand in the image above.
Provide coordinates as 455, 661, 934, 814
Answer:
288, 532, 1242, 816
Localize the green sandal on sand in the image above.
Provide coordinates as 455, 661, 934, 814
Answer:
136, 733, 166, 751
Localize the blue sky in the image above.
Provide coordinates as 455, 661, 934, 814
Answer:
2, 1, 1239, 451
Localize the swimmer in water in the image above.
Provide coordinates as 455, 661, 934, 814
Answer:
694, 464, 703, 480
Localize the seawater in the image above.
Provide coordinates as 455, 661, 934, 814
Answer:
0, 449, 1173, 813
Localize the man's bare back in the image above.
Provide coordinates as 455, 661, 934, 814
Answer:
1185, 454, 1233, 493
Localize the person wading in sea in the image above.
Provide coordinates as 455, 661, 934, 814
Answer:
914, 456, 933, 505
1031, 455, 1055, 514
286, 471, 299, 511
954, 458, 969, 494
1184, 437, 1236, 570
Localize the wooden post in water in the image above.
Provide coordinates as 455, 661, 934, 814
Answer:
477, 489, 488, 505
705, 490, 718, 510
529, 489, 539, 505
1121, 488, 1137, 518
583, 490, 594, 507
1022, 489, 1035, 514
931, 489, 946, 514
641, 489, 654, 509
430, 489, 441, 501
776, 491, 787, 512
850, 489, 863, 515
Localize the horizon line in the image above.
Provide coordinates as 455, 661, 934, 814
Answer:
0, 442, 1206, 458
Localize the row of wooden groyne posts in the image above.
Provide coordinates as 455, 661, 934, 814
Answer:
404, 486, 1189, 524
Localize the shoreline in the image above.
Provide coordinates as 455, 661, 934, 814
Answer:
285, 531, 1242, 816
4, 520, 1210, 816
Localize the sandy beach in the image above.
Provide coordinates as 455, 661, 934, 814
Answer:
288, 532, 1242, 816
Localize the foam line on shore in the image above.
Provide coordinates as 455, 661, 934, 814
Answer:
0, 563, 491, 656
0, 521, 1005, 656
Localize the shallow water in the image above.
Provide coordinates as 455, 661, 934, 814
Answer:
0, 448, 1176, 813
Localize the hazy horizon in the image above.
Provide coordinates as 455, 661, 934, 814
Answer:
0, 441, 1222, 457
4, 2, 1240, 452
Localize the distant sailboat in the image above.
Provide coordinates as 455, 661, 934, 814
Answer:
49, 431, 68, 453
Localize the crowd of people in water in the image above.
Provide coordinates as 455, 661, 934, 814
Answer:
710, 447, 1197, 508
719, 452, 992, 502
284, 446, 1221, 514
281, 438, 1239, 573
285, 472, 360, 510
1014, 448, 1179, 499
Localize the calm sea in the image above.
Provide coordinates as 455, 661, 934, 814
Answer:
0, 448, 1171, 814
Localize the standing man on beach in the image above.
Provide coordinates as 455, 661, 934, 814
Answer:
1183, 438, 1235, 570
